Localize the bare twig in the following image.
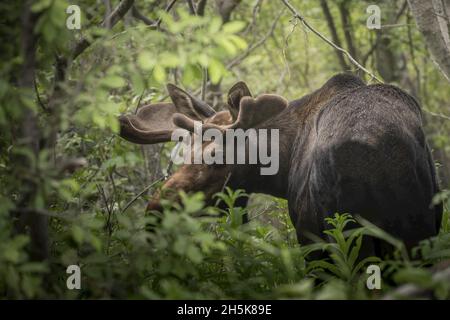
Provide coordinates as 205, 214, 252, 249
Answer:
121, 178, 164, 214
243, 0, 263, 35
361, 0, 408, 66
134, 90, 145, 114
227, 9, 283, 69
121, 142, 180, 214
279, 12, 298, 86
281, 0, 382, 82
72, 0, 135, 60
97, 183, 112, 217
34, 77, 48, 113
154, 0, 178, 29
131, 5, 156, 25
424, 108, 450, 121
186, 0, 196, 15
131, 0, 178, 31
201, 67, 208, 101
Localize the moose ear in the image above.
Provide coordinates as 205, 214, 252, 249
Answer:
230, 94, 288, 129
119, 102, 177, 144
167, 83, 216, 120
227, 81, 252, 121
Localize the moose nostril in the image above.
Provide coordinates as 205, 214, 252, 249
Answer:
146, 200, 163, 213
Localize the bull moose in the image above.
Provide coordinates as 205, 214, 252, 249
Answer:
119, 73, 443, 256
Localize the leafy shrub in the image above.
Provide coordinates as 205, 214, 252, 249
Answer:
2, 185, 449, 299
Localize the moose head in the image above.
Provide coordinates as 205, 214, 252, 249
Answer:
119, 82, 289, 212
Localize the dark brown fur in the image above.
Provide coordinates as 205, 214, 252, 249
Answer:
226, 74, 442, 255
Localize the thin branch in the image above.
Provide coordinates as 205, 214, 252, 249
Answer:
96, 183, 112, 217
279, 13, 298, 87
362, 0, 408, 66
72, 0, 135, 61
380, 23, 414, 28
121, 178, 164, 214
131, 5, 156, 25
281, 0, 382, 82
227, 9, 283, 69
201, 67, 208, 101
34, 77, 48, 113
243, 0, 263, 35
186, 0, 196, 15
154, 0, 178, 29
424, 108, 450, 121
396, 0, 409, 21
120, 141, 180, 214
134, 90, 145, 114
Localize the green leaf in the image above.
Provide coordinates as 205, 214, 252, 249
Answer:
137, 51, 155, 71
153, 65, 166, 84
31, 0, 52, 12
229, 35, 248, 50
215, 37, 237, 55
71, 225, 84, 244
222, 21, 246, 34
208, 17, 222, 33
101, 75, 125, 88
131, 72, 145, 94
208, 59, 225, 84
162, 53, 181, 68
394, 268, 433, 287
174, 238, 188, 255
19, 262, 48, 273
182, 64, 202, 84
180, 192, 204, 214
186, 245, 203, 264
4, 247, 20, 263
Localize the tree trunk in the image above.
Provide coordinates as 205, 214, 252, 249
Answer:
15, 2, 49, 261
408, 0, 450, 82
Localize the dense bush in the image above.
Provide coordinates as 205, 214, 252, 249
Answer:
1, 183, 449, 298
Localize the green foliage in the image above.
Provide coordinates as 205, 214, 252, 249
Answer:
307, 214, 381, 284
1, 0, 450, 300
2, 184, 450, 299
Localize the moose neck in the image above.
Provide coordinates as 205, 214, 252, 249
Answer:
227, 106, 299, 199
226, 93, 333, 199
227, 74, 368, 200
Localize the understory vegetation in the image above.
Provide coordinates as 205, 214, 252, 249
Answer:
2, 184, 450, 299
1, 0, 450, 299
